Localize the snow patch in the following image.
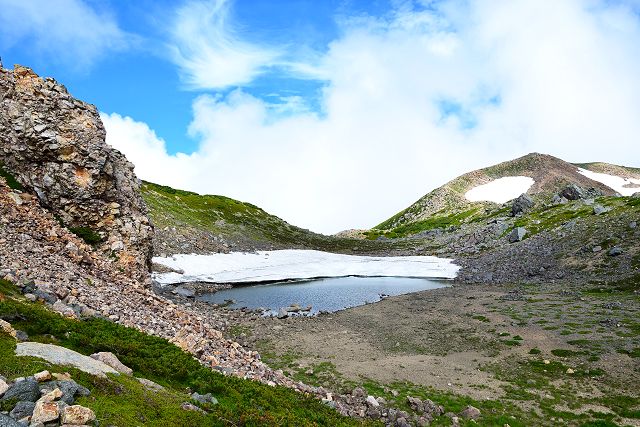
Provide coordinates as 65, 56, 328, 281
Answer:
577, 168, 640, 196
152, 249, 459, 284
464, 176, 535, 204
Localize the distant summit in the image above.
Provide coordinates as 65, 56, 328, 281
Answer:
374, 152, 639, 232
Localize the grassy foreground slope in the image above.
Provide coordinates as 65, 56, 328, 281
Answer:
0, 279, 365, 426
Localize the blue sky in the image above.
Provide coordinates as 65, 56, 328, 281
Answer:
1, 0, 640, 233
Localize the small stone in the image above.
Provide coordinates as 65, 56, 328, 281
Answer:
181, 402, 206, 413
34, 371, 51, 382
566, 368, 575, 374
629, 221, 637, 229
543, 359, 551, 365
191, 392, 218, 405
60, 405, 96, 425
0, 319, 17, 338
593, 205, 608, 215
31, 400, 60, 424
366, 395, 380, 407
592, 245, 602, 253
0, 378, 8, 397
39, 388, 63, 403
137, 377, 164, 392
608, 247, 623, 257
459, 405, 481, 420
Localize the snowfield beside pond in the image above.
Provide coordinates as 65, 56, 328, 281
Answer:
464, 176, 535, 204
577, 168, 640, 196
152, 250, 459, 284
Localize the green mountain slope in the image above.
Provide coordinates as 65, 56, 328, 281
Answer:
141, 181, 406, 255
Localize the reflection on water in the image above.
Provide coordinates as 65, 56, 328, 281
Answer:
199, 276, 448, 315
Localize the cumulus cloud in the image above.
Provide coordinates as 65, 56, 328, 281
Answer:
106, 0, 640, 234
0, 0, 131, 69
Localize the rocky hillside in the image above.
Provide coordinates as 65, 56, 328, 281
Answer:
0, 65, 153, 279
372, 153, 637, 236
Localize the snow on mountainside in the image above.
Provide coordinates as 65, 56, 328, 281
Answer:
464, 176, 535, 204
578, 168, 640, 196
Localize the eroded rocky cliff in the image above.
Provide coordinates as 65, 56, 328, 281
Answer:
0, 64, 153, 278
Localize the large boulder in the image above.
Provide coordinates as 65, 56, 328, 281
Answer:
0, 65, 153, 278
511, 193, 534, 216
15, 342, 119, 378
508, 227, 527, 243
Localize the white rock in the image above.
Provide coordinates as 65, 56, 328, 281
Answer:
15, 342, 119, 378
366, 395, 380, 407
61, 405, 96, 425
32, 400, 61, 424
34, 370, 52, 382
0, 378, 8, 397
90, 352, 133, 375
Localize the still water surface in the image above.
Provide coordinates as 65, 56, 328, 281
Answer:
199, 276, 448, 315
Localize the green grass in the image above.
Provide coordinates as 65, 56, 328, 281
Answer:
0, 161, 24, 191
68, 226, 103, 245
367, 208, 481, 239
141, 181, 409, 254
0, 280, 365, 426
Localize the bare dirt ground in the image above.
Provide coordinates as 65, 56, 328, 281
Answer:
227, 281, 640, 426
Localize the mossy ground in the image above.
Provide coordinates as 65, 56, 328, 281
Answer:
0, 279, 366, 426
246, 278, 640, 427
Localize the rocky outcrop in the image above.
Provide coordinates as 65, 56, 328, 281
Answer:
0, 64, 153, 278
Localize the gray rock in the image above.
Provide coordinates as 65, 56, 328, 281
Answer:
0, 414, 20, 427
14, 330, 28, 342
593, 205, 608, 215
592, 245, 602, 253
459, 405, 481, 420
41, 380, 90, 405
173, 287, 195, 298
137, 378, 164, 392
632, 192, 640, 198
9, 401, 35, 420
181, 402, 206, 413
277, 308, 288, 319
511, 193, 534, 216
191, 392, 218, 405
608, 247, 623, 257
552, 194, 568, 205
508, 227, 527, 243
14, 343, 118, 378
560, 184, 586, 201
630, 221, 637, 229
1, 379, 40, 403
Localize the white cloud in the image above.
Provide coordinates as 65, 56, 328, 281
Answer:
169, 0, 281, 89
106, 0, 640, 234
0, 0, 131, 69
